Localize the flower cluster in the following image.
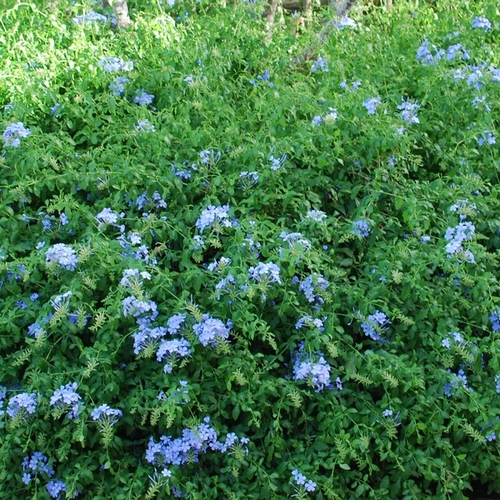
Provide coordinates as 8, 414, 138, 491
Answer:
120, 268, 152, 289
269, 153, 287, 171
471, 16, 491, 31
295, 316, 324, 331
146, 417, 249, 466
291, 469, 317, 493
292, 343, 336, 392
441, 331, 467, 349
477, 130, 496, 146
248, 262, 281, 284
98, 57, 133, 72
352, 219, 370, 237
416, 39, 445, 65
49, 382, 82, 419
46, 479, 67, 499
199, 149, 222, 166
72, 11, 108, 24
2, 122, 31, 147
280, 231, 311, 250
157, 337, 192, 373
195, 205, 233, 233
133, 89, 155, 106
7, 392, 38, 419
45, 243, 78, 271
363, 97, 381, 115
109, 76, 129, 95
305, 209, 327, 222
444, 368, 473, 396
311, 56, 329, 73
135, 190, 167, 211
91, 404, 123, 424
360, 311, 391, 342
22, 452, 55, 485
135, 119, 155, 132
208, 256, 232, 272
298, 274, 329, 304
193, 314, 232, 347
490, 308, 500, 333
444, 221, 475, 261
398, 98, 420, 124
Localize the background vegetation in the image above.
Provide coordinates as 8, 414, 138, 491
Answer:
0, 0, 499, 498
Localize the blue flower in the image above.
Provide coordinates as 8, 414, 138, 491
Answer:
109, 76, 130, 95
49, 382, 82, 419
398, 98, 420, 124
311, 56, 329, 73
298, 274, 329, 304
98, 57, 133, 72
72, 10, 109, 24
133, 89, 155, 106
471, 16, 491, 31
7, 393, 38, 419
196, 205, 233, 233
2, 122, 31, 147
360, 311, 390, 342
45, 244, 78, 271
21, 452, 55, 485
311, 115, 323, 126
363, 97, 381, 115
193, 314, 232, 347
352, 219, 370, 237
477, 130, 496, 146
490, 309, 500, 333
46, 479, 66, 499
91, 404, 123, 424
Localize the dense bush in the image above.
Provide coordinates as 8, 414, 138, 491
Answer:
0, 0, 499, 498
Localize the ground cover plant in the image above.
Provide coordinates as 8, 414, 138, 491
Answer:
0, 0, 499, 498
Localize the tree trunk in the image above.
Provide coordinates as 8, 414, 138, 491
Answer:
265, 0, 281, 43
102, 0, 131, 28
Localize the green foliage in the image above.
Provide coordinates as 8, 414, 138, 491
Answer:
0, 0, 500, 498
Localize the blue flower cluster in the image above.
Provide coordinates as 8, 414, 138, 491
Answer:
21, 451, 55, 485
398, 98, 420, 124
45, 243, 78, 271
298, 273, 329, 304
91, 404, 123, 424
444, 221, 475, 261
98, 57, 133, 72
193, 314, 232, 347
6, 392, 38, 419
490, 308, 500, 333
471, 16, 491, 31
444, 368, 473, 396
360, 311, 390, 342
295, 316, 325, 331
290, 469, 317, 493
46, 479, 67, 499
72, 11, 108, 24
363, 97, 381, 115
2, 122, 31, 147
199, 149, 222, 166
292, 342, 340, 392
146, 417, 249, 466
49, 382, 82, 419
441, 331, 466, 349
269, 153, 287, 171
477, 130, 496, 146
135, 119, 155, 132
352, 219, 370, 237
195, 205, 233, 233
311, 56, 329, 73
305, 209, 327, 222
133, 89, 155, 106
109, 76, 129, 96
157, 337, 192, 373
